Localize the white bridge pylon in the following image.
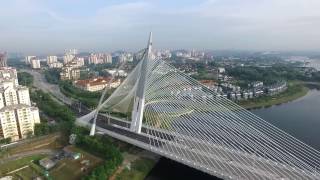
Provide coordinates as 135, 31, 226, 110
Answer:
130, 32, 152, 133
77, 33, 320, 180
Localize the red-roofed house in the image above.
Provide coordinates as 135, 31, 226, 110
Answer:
74, 77, 121, 92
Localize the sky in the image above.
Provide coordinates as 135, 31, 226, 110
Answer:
0, 0, 320, 54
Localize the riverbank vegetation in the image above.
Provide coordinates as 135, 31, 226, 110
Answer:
239, 81, 308, 109
115, 157, 156, 180
225, 64, 320, 108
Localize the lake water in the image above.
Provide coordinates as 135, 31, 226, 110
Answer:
146, 88, 320, 179
252, 88, 320, 150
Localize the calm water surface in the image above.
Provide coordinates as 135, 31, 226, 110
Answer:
146, 89, 320, 179
252, 89, 320, 150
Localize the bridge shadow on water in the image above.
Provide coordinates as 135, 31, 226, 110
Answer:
145, 158, 222, 180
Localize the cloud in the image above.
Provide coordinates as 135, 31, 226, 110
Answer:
90, 2, 152, 29
1, 0, 320, 53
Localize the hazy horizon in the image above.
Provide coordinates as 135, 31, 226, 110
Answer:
1, 0, 320, 54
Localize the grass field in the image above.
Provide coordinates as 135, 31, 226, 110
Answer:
14, 165, 43, 180
50, 146, 103, 180
0, 155, 45, 178
115, 157, 156, 180
1, 133, 65, 159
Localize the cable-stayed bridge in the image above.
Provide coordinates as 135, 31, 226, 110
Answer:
76, 33, 320, 180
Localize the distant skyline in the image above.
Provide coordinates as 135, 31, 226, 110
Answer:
0, 0, 320, 54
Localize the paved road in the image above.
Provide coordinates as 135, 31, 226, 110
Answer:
21, 69, 72, 105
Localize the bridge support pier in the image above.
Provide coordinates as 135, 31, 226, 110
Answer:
130, 97, 145, 133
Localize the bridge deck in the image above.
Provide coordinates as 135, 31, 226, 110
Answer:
75, 109, 318, 180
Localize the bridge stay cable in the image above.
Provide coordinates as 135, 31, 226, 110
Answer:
77, 33, 320, 180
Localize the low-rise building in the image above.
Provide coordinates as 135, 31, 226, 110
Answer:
250, 81, 264, 89
0, 52, 7, 67
39, 158, 56, 170
104, 69, 127, 77
74, 77, 121, 92
242, 92, 249, 100
48, 62, 63, 68
218, 67, 225, 74
266, 81, 287, 96
199, 80, 217, 90
254, 89, 264, 97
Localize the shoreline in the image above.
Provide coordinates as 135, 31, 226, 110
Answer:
238, 81, 310, 110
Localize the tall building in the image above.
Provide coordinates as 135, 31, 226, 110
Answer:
0, 67, 40, 141
66, 49, 78, 56
63, 54, 75, 64
47, 56, 62, 68
117, 53, 133, 63
88, 53, 101, 64
60, 67, 80, 80
47, 56, 58, 65
75, 57, 85, 67
104, 54, 112, 64
25, 56, 36, 64
0, 105, 40, 140
0, 67, 18, 86
88, 53, 112, 64
0, 52, 7, 67
31, 59, 41, 69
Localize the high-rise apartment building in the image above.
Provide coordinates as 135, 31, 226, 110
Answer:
25, 56, 36, 64
0, 67, 40, 142
60, 67, 80, 80
47, 56, 58, 65
88, 53, 112, 64
0, 52, 7, 67
117, 53, 133, 63
0, 67, 18, 86
63, 54, 75, 64
66, 49, 78, 56
0, 105, 40, 140
104, 54, 112, 64
31, 59, 41, 69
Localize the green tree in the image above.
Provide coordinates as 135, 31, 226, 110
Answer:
44, 69, 60, 84
34, 123, 50, 136
18, 72, 34, 87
